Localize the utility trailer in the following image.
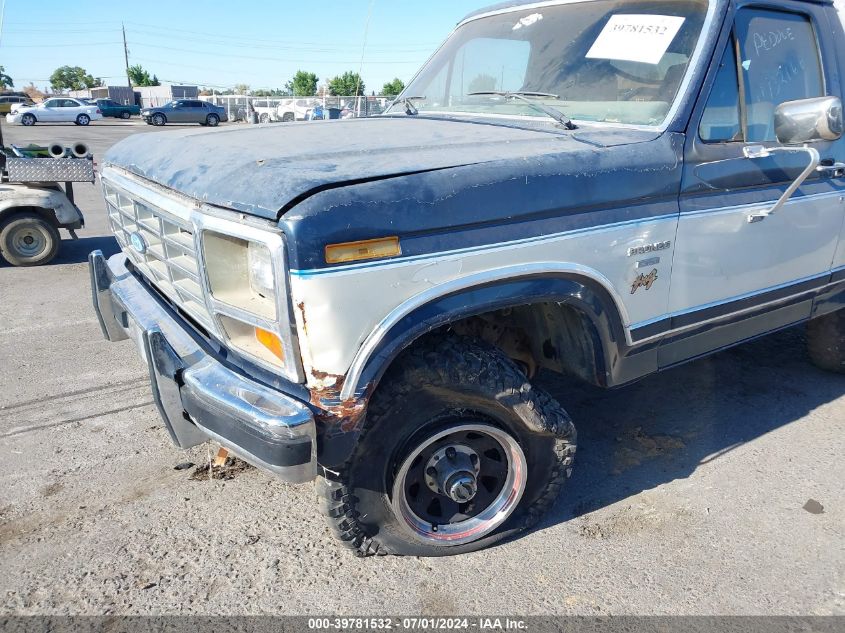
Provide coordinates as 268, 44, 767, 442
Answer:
0, 131, 91, 266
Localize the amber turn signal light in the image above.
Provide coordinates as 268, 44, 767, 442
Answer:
325, 236, 401, 264
254, 327, 285, 361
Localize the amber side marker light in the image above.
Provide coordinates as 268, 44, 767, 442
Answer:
325, 236, 401, 264
255, 327, 285, 361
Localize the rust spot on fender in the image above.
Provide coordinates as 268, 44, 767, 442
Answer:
296, 301, 308, 335
308, 369, 370, 433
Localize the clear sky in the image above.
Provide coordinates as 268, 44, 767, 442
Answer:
0, 0, 486, 94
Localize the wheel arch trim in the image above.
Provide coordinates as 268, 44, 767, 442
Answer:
338, 263, 632, 401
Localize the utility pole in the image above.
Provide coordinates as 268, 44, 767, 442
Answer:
122, 23, 131, 89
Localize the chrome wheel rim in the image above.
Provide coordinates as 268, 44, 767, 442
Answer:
78, 115, 89, 125
10, 225, 47, 258
153, 115, 164, 125
22, 115, 34, 125
391, 422, 527, 546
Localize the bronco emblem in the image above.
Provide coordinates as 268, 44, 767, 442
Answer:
631, 268, 658, 294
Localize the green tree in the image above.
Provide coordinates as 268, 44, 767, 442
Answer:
128, 65, 159, 87
0, 66, 13, 90
288, 70, 318, 96
467, 73, 497, 94
328, 71, 365, 96
49, 65, 98, 91
233, 83, 250, 95
381, 78, 405, 97
128, 64, 151, 86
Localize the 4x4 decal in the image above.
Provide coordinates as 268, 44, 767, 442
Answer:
631, 269, 658, 294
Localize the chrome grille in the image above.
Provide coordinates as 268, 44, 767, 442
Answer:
103, 182, 213, 330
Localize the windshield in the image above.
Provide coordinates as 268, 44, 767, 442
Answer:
399, 0, 709, 126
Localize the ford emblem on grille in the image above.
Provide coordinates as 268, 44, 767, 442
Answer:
129, 231, 147, 254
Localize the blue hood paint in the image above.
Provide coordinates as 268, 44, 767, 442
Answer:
103, 116, 657, 218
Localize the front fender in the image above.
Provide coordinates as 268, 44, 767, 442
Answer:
317, 269, 646, 468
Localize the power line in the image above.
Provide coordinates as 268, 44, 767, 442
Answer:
123, 20, 441, 48
125, 39, 425, 64
356, 0, 377, 100
0, 42, 122, 47
2, 20, 440, 49
123, 26, 435, 53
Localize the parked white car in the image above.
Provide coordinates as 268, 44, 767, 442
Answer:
276, 98, 315, 122
6, 98, 102, 126
253, 98, 281, 123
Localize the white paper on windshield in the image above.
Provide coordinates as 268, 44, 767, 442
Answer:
586, 15, 686, 64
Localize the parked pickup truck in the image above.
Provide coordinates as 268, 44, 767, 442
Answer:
89, 0, 845, 557
94, 99, 140, 120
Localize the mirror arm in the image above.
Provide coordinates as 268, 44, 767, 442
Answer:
817, 161, 845, 174
742, 144, 820, 223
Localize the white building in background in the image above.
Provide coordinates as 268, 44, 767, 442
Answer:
135, 85, 198, 108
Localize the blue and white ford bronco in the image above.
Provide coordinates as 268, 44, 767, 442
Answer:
89, 0, 845, 556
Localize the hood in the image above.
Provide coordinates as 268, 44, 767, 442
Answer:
103, 116, 657, 219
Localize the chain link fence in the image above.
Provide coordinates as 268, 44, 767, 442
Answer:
200, 95, 395, 122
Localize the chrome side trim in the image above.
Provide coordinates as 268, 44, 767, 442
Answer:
338, 262, 632, 400
630, 271, 838, 344
291, 213, 679, 277
679, 190, 843, 220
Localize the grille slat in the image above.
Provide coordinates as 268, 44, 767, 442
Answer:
104, 182, 212, 329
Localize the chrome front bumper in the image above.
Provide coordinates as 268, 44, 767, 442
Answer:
88, 250, 317, 483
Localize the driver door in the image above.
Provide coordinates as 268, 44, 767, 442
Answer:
39, 98, 62, 121
663, 1, 845, 365
168, 101, 188, 122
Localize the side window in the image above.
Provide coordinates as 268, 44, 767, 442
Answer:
699, 40, 741, 142
735, 9, 824, 142
699, 9, 825, 144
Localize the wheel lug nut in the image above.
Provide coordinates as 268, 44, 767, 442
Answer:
426, 466, 437, 478
445, 447, 457, 460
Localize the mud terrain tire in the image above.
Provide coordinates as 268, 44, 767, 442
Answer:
317, 334, 576, 556
807, 309, 845, 373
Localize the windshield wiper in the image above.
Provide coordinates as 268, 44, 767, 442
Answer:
388, 95, 426, 116
468, 91, 576, 129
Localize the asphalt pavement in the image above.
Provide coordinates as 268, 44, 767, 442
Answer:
0, 119, 842, 616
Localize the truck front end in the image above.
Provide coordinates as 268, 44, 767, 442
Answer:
89, 164, 316, 483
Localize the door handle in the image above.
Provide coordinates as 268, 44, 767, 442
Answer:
817, 159, 845, 176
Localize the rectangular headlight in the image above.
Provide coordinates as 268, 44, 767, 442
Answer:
247, 241, 275, 299
196, 220, 302, 383
203, 232, 276, 320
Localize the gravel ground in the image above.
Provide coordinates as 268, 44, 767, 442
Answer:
0, 121, 843, 616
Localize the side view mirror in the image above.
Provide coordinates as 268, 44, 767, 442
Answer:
774, 96, 843, 145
